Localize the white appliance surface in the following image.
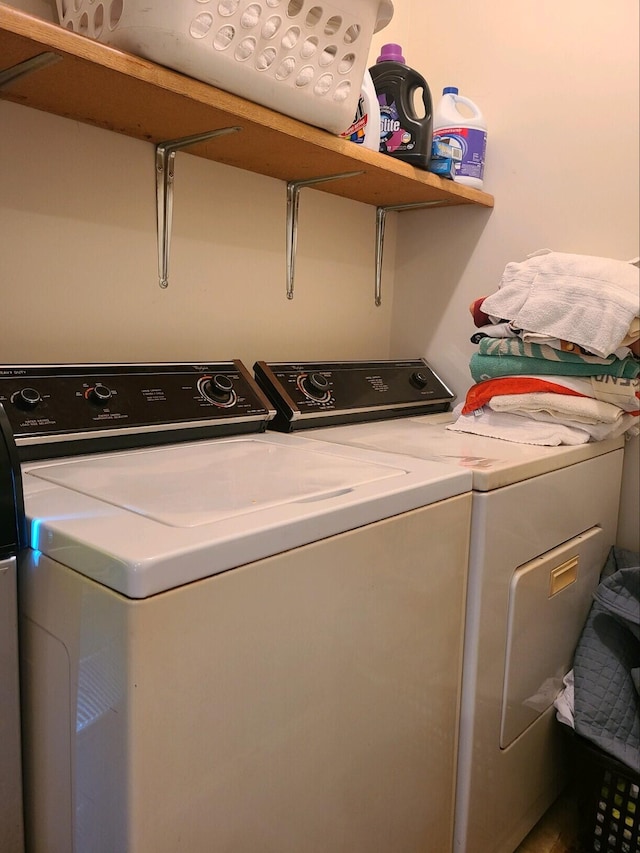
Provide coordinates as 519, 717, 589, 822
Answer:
303, 413, 625, 853
0, 556, 23, 853
22, 431, 471, 598
307, 412, 625, 489
12, 359, 473, 853
21, 493, 473, 853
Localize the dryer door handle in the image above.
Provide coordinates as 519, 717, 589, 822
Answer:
549, 556, 579, 596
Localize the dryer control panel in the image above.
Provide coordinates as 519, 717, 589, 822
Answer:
254, 359, 455, 431
0, 362, 275, 460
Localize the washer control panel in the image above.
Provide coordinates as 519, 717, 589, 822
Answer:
0, 361, 275, 459
254, 359, 455, 431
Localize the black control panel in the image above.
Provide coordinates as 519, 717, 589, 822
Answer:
254, 359, 455, 431
0, 362, 275, 460
0, 403, 24, 556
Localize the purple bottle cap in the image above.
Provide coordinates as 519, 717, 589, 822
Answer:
377, 43, 405, 63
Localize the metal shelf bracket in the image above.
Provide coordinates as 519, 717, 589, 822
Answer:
286, 171, 363, 300
0, 52, 62, 89
375, 200, 446, 306
156, 126, 241, 288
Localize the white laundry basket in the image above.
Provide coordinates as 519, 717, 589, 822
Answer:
55, 0, 394, 134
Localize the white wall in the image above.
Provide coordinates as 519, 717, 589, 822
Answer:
2, 0, 638, 549
370, 0, 640, 551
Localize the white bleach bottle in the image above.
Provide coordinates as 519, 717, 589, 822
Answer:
433, 87, 487, 188
340, 69, 381, 150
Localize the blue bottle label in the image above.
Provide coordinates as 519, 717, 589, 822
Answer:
433, 126, 487, 180
378, 97, 414, 152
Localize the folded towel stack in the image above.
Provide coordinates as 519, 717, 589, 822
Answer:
449, 250, 640, 446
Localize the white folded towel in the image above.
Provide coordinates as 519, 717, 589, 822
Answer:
590, 375, 640, 412
477, 322, 520, 338
447, 408, 591, 445
518, 330, 634, 361
481, 251, 640, 357
518, 374, 640, 413
447, 401, 638, 445
488, 392, 625, 424
507, 408, 638, 441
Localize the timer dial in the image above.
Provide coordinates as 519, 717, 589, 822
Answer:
198, 374, 236, 407
88, 383, 113, 404
299, 373, 331, 402
12, 387, 42, 410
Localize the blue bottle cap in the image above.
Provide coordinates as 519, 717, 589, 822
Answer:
443, 86, 459, 95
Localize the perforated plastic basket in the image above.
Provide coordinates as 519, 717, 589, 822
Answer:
55, 0, 393, 134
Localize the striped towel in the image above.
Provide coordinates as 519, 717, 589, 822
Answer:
470, 349, 640, 382
477, 337, 636, 366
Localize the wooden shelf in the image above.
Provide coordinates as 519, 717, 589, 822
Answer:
0, 6, 494, 210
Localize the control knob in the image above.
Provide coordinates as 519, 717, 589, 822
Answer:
300, 373, 330, 401
13, 387, 42, 410
87, 383, 113, 404
199, 374, 236, 406
410, 371, 430, 390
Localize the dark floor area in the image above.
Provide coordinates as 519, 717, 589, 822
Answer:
514, 786, 581, 853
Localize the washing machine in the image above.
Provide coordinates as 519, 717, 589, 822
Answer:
254, 358, 625, 853
0, 360, 473, 853
0, 403, 25, 853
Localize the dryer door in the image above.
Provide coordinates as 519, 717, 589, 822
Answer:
500, 526, 605, 748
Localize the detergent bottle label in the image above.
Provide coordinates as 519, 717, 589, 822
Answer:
433, 126, 487, 180
379, 97, 414, 153
341, 95, 369, 144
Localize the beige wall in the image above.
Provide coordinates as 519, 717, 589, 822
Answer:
370, 0, 640, 551
1, 0, 396, 369
1, 0, 638, 549
0, 101, 395, 367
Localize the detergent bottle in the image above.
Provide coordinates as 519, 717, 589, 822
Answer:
340, 69, 381, 150
369, 43, 433, 169
433, 86, 487, 188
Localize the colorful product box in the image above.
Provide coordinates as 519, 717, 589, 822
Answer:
427, 157, 456, 179
432, 139, 462, 161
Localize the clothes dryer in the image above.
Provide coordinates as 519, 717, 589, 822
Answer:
0, 361, 472, 853
254, 358, 625, 853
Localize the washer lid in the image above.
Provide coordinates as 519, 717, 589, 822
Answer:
306, 414, 624, 491
27, 437, 407, 527
22, 432, 471, 598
